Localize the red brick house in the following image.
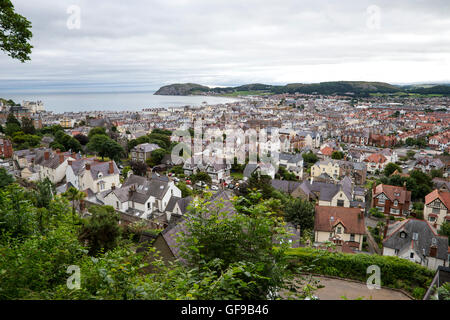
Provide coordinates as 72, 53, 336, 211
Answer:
0, 139, 13, 158
372, 184, 412, 216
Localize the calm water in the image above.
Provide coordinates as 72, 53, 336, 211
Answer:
2, 91, 241, 113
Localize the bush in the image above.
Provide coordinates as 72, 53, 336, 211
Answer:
287, 247, 434, 299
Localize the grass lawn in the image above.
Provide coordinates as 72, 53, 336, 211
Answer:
231, 172, 244, 180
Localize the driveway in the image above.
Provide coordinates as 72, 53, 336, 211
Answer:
312, 276, 411, 300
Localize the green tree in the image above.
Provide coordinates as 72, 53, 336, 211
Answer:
88, 127, 107, 139
191, 171, 212, 184
0, 0, 33, 62
147, 148, 166, 166
0, 167, 14, 188
34, 178, 55, 209
302, 151, 318, 166
284, 197, 315, 232
177, 181, 193, 198
384, 162, 402, 177
87, 134, 124, 161
177, 192, 297, 299
79, 205, 120, 256
331, 151, 344, 160
438, 221, 450, 239
62, 186, 85, 223
21, 117, 35, 134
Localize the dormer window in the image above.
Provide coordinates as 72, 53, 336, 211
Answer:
394, 200, 398, 206
412, 233, 418, 240
98, 172, 103, 179
394, 192, 400, 197
336, 226, 342, 234
400, 231, 407, 238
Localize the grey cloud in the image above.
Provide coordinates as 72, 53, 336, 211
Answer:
0, 0, 449, 93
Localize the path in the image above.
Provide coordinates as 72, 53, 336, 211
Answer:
312, 276, 411, 300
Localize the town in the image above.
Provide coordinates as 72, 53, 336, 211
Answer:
1, 91, 449, 300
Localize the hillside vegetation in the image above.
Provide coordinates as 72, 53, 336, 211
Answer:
154, 81, 450, 97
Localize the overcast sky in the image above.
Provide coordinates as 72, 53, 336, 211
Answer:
0, 0, 449, 93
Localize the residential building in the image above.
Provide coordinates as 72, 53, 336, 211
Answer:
314, 205, 366, 252
131, 143, 161, 163
383, 219, 449, 270
372, 183, 412, 216
424, 189, 450, 230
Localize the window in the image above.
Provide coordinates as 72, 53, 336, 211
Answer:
147, 202, 151, 209
378, 198, 385, 205
337, 199, 345, 207
116, 201, 119, 209
412, 233, 419, 240
394, 192, 400, 197
400, 232, 407, 238
410, 252, 414, 259
336, 227, 342, 234
350, 234, 355, 241
393, 200, 398, 206
432, 207, 440, 214
429, 216, 436, 222
394, 249, 399, 254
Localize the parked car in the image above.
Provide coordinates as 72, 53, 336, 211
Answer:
186, 180, 192, 185
211, 185, 219, 190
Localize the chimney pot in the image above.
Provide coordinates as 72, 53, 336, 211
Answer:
85, 163, 91, 170
44, 151, 50, 160
68, 160, 73, 166
59, 154, 65, 164
109, 161, 114, 174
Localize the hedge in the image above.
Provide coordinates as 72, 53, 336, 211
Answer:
287, 247, 434, 299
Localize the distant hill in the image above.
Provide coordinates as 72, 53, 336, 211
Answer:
154, 83, 210, 95
154, 81, 450, 97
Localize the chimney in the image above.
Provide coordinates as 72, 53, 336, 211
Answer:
68, 160, 73, 166
85, 163, 91, 170
59, 154, 65, 164
111, 185, 116, 190
109, 161, 114, 174
44, 151, 50, 160
359, 208, 364, 219
403, 181, 407, 190
429, 245, 437, 258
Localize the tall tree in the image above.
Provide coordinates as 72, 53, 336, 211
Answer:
79, 205, 120, 256
21, 116, 35, 134
62, 187, 85, 223
0, 0, 32, 62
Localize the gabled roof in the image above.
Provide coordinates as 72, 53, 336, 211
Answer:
425, 189, 450, 209
314, 205, 365, 235
383, 218, 448, 261
373, 184, 411, 204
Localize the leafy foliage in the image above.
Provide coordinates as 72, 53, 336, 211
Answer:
79, 205, 121, 256
0, 0, 33, 62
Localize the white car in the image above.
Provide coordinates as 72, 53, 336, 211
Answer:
211, 185, 219, 190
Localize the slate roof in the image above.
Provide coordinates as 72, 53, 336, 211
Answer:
271, 179, 302, 194
383, 219, 448, 261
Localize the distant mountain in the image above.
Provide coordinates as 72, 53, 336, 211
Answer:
154, 81, 450, 97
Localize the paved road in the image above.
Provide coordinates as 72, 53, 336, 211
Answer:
313, 276, 411, 300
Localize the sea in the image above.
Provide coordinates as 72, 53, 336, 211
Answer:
2, 91, 242, 113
